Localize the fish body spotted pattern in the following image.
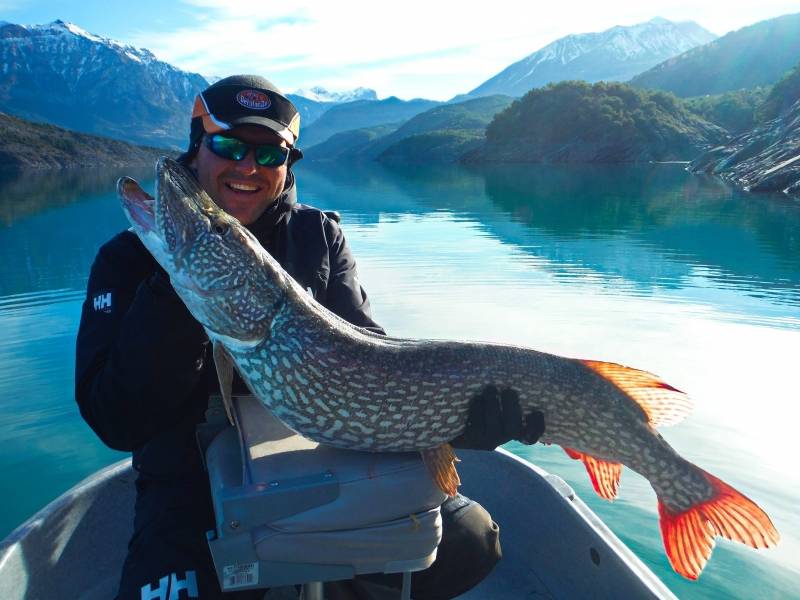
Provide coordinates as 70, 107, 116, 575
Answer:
117, 157, 779, 581
234, 304, 712, 514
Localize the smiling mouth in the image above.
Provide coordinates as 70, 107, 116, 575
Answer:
226, 182, 261, 194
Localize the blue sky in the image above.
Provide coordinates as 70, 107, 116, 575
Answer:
2, 0, 799, 100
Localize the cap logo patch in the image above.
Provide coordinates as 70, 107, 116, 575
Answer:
236, 90, 271, 110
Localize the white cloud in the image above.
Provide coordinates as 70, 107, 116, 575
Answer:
0, 0, 28, 12
126, 0, 800, 100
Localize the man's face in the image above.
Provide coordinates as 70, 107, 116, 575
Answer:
191, 125, 289, 225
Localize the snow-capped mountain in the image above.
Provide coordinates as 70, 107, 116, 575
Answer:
467, 17, 716, 98
292, 86, 378, 103
287, 87, 379, 128
0, 20, 209, 148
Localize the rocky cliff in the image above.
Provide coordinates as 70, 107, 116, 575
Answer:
689, 99, 800, 198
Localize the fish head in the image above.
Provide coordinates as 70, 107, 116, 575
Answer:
118, 157, 286, 346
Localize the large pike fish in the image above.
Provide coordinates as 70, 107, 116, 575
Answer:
118, 157, 778, 580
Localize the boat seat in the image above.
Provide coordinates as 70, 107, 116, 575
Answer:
202, 395, 447, 596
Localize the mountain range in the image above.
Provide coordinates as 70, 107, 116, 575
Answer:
0, 20, 207, 149
299, 97, 441, 148
466, 17, 716, 99
630, 12, 800, 97
287, 87, 380, 129
305, 95, 514, 163
1, 12, 798, 172
0, 16, 726, 153
0, 19, 434, 151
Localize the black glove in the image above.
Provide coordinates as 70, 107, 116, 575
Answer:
451, 385, 545, 450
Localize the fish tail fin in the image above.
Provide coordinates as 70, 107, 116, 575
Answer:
657, 468, 780, 580
421, 443, 461, 497
563, 447, 622, 500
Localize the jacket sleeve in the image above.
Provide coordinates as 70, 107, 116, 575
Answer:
74, 235, 208, 451
323, 219, 386, 335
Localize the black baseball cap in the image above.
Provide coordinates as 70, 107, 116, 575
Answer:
190, 75, 301, 148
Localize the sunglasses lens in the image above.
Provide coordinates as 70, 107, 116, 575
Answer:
208, 135, 248, 161
255, 145, 289, 167
206, 134, 288, 167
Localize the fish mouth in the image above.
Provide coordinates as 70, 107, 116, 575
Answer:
117, 176, 155, 234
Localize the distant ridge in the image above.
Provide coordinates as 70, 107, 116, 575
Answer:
299, 97, 440, 148
305, 95, 514, 163
0, 111, 167, 169
630, 12, 800, 97
466, 17, 715, 99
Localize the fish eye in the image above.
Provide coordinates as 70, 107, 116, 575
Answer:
212, 221, 229, 236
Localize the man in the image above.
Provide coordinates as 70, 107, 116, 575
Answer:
75, 75, 543, 599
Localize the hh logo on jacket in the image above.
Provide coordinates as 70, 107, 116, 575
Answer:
92, 291, 112, 313
140, 570, 198, 599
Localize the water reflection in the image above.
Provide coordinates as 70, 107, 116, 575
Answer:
0, 167, 152, 226
474, 164, 800, 301
1, 162, 799, 599
0, 167, 153, 296
300, 162, 800, 315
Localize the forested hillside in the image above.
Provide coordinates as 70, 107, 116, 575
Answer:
467, 81, 725, 163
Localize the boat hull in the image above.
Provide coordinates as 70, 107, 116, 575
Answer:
0, 451, 676, 599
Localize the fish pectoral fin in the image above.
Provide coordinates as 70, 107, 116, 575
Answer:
213, 342, 236, 427
421, 444, 461, 498
657, 467, 780, 580
581, 360, 692, 427
564, 447, 622, 501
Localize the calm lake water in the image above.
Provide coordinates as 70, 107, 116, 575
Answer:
1, 161, 798, 599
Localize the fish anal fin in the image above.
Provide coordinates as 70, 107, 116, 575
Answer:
581, 360, 692, 427
658, 468, 780, 580
213, 342, 236, 427
421, 443, 461, 497
564, 447, 621, 501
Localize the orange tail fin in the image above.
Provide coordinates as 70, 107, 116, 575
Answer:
564, 447, 622, 500
658, 469, 780, 580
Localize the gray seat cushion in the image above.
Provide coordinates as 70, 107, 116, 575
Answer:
237, 395, 448, 531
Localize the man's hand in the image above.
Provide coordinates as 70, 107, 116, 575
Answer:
450, 385, 545, 450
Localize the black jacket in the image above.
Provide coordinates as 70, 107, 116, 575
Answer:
75, 173, 384, 479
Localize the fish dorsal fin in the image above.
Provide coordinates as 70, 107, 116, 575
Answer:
564, 447, 622, 500
581, 360, 692, 427
421, 444, 461, 497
